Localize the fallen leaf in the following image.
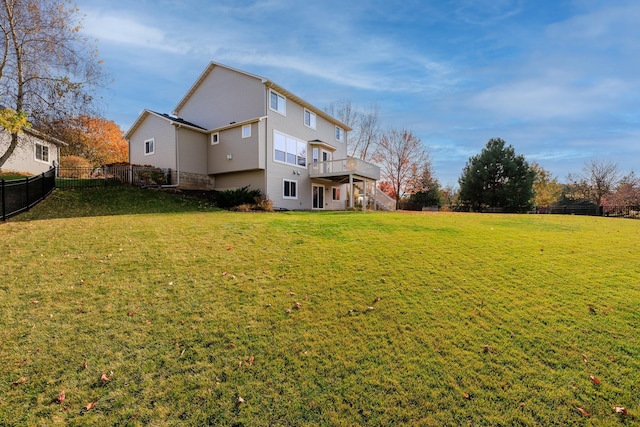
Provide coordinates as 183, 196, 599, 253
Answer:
82, 360, 88, 370
609, 356, 615, 362
463, 393, 470, 399
247, 356, 254, 365
577, 407, 591, 417
589, 375, 601, 385
30, 300, 39, 305
85, 401, 97, 411
581, 354, 588, 363
12, 376, 27, 386
293, 302, 302, 310
236, 396, 245, 405
613, 406, 627, 415
127, 311, 136, 316
373, 296, 381, 303
58, 391, 66, 403
100, 373, 110, 382
229, 343, 236, 349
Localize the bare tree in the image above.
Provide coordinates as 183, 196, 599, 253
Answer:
373, 128, 430, 209
325, 101, 380, 162
0, 0, 105, 168
604, 171, 640, 207
567, 159, 620, 214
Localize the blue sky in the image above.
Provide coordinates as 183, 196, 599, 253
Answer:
75, 0, 640, 187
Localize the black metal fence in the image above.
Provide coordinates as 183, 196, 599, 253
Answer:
1, 167, 56, 221
56, 165, 171, 189
1, 165, 171, 220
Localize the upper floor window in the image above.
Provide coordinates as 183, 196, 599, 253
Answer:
144, 138, 155, 155
304, 109, 316, 129
269, 90, 286, 115
35, 143, 49, 163
211, 132, 219, 145
335, 126, 345, 142
242, 124, 251, 138
274, 130, 306, 167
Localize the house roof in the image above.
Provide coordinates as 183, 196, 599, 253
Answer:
308, 139, 337, 152
173, 61, 352, 131
23, 127, 68, 146
125, 110, 208, 139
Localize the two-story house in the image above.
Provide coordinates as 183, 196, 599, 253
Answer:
125, 62, 381, 210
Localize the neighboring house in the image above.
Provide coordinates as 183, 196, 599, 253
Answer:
0, 127, 65, 175
125, 61, 380, 210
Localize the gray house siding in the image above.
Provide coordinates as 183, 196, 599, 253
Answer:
177, 128, 213, 189
0, 130, 61, 175
263, 89, 348, 210
175, 65, 266, 130
208, 120, 265, 175
129, 114, 177, 169
214, 169, 266, 195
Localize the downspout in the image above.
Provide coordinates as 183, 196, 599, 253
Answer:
161, 124, 181, 188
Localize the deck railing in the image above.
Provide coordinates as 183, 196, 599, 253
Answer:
309, 158, 380, 181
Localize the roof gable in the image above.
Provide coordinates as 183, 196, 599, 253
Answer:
173, 62, 267, 116
173, 61, 351, 131
125, 110, 207, 139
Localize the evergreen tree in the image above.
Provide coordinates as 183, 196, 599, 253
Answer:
458, 138, 534, 212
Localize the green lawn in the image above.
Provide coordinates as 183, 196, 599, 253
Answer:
2, 188, 639, 426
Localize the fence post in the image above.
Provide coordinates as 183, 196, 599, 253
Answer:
1, 179, 5, 221
25, 176, 30, 211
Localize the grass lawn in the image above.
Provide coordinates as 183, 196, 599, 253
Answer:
2, 187, 639, 426
0, 170, 32, 180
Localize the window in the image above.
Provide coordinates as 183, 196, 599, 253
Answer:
144, 138, 155, 155
332, 187, 341, 201
211, 132, 219, 145
274, 130, 306, 167
35, 143, 49, 162
304, 109, 316, 129
242, 124, 251, 138
269, 90, 286, 115
283, 179, 297, 199
335, 126, 344, 142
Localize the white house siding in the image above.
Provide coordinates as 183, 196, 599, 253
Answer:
0, 130, 60, 175
175, 65, 266, 130
129, 114, 177, 169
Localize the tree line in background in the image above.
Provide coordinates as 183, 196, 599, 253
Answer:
331, 101, 639, 214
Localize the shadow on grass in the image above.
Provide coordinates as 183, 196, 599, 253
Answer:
9, 187, 219, 221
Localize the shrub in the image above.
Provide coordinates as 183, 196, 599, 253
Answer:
59, 156, 92, 178
253, 196, 274, 212
214, 186, 261, 209
232, 203, 253, 212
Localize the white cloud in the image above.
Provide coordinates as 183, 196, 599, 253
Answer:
81, 9, 186, 53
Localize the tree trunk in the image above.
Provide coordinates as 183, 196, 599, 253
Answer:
0, 132, 20, 168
